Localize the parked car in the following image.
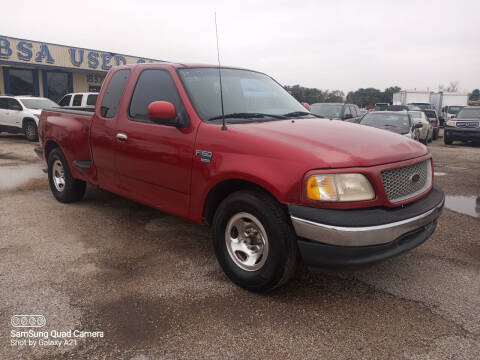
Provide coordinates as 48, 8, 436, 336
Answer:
359, 111, 421, 140
36, 63, 444, 292
444, 106, 480, 145
310, 103, 362, 122
0, 96, 58, 141
387, 104, 421, 111
409, 111, 433, 144
374, 103, 389, 111
422, 109, 440, 140
58, 92, 98, 109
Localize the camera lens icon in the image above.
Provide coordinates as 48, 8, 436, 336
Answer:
11, 315, 46, 328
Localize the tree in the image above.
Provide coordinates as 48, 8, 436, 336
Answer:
469, 89, 480, 101
284, 85, 344, 104
383, 86, 401, 103
447, 81, 459, 92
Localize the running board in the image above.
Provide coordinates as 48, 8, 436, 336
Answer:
73, 160, 92, 170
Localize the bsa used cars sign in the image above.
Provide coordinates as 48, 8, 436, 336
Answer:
0, 35, 159, 72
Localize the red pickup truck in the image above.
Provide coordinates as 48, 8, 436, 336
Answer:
36, 63, 444, 292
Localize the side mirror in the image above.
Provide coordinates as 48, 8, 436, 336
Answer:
414, 123, 423, 129
302, 102, 311, 111
147, 101, 178, 126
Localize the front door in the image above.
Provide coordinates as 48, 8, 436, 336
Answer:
8, 99, 24, 127
114, 68, 195, 218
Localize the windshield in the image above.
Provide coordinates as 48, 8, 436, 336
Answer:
411, 103, 431, 110
409, 111, 423, 119
19, 98, 58, 109
360, 112, 411, 134
423, 110, 436, 118
457, 108, 480, 119
310, 104, 343, 118
177, 68, 307, 122
447, 106, 464, 114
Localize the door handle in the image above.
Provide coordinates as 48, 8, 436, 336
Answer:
116, 133, 128, 141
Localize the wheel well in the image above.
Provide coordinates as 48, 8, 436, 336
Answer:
203, 179, 278, 225
44, 140, 59, 160
22, 117, 36, 129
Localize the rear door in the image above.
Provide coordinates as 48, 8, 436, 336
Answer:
114, 68, 195, 217
90, 69, 131, 190
0, 98, 10, 126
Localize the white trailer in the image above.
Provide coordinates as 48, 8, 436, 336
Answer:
392, 90, 432, 105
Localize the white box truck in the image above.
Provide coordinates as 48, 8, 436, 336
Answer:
430, 92, 469, 125
392, 90, 433, 108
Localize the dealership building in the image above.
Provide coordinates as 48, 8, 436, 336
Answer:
0, 35, 160, 102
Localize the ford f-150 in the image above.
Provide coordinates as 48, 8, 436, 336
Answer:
35, 63, 445, 292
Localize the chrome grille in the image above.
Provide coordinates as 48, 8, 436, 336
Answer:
381, 160, 431, 202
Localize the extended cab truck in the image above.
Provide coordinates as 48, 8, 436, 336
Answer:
36, 63, 445, 292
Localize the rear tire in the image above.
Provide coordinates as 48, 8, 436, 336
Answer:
47, 148, 86, 203
212, 190, 298, 292
24, 120, 38, 142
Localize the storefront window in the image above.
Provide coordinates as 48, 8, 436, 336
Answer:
44, 71, 71, 103
6, 68, 36, 96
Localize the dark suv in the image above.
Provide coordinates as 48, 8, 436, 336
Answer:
444, 106, 480, 145
310, 103, 362, 122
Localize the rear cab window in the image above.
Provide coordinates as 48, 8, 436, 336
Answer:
100, 69, 131, 118
86, 94, 98, 106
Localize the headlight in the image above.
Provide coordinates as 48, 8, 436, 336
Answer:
446, 120, 456, 127
306, 173, 375, 202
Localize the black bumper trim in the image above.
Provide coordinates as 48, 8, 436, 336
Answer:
298, 219, 437, 268
289, 186, 444, 227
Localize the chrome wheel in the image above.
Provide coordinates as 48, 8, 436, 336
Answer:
225, 212, 269, 272
52, 159, 66, 192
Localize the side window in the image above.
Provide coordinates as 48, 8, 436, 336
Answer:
86, 94, 98, 106
8, 99, 22, 111
0, 98, 8, 109
129, 69, 188, 124
100, 69, 130, 118
72, 94, 83, 106
343, 105, 352, 118
350, 105, 357, 117
58, 95, 71, 106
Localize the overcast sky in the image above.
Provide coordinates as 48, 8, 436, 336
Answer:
3, 0, 479, 94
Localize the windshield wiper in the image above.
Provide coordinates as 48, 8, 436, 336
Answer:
282, 111, 315, 118
208, 112, 287, 121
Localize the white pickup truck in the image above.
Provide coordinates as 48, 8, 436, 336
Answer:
0, 96, 58, 141
58, 92, 98, 109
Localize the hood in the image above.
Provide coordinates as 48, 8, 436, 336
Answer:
227, 118, 428, 168
28, 109, 42, 116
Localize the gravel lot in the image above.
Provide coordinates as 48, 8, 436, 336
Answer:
0, 131, 479, 359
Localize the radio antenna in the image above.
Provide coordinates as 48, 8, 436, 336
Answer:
215, 12, 227, 131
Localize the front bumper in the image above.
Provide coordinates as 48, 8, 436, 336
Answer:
444, 126, 480, 141
289, 186, 444, 267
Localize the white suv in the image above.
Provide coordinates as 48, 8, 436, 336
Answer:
58, 92, 98, 108
0, 96, 58, 141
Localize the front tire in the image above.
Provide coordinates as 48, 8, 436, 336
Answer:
47, 148, 86, 203
212, 190, 298, 292
24, 120, 38, 142
444, 135, 453, 145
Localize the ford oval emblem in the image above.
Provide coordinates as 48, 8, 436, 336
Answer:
410, 173, 421, 183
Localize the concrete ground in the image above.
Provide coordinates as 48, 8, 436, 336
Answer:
0, 131, 479, 359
